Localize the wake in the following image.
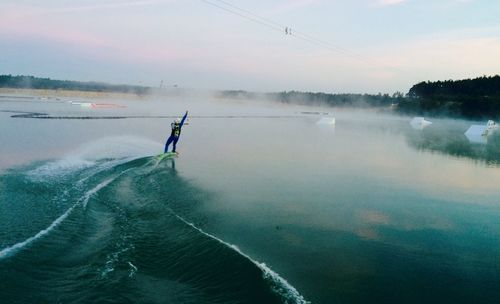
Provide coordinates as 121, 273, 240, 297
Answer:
0, 136, 161, 260
173, 213, 309, 304
0, 177, 116, 260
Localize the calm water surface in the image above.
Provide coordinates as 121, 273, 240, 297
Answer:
1, 95, 499, 303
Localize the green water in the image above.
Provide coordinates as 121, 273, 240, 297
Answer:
1, 95, 499, 303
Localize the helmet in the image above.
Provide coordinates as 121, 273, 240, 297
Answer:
174, 118, 180, 124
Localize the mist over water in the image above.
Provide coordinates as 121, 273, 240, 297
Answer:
1, 94, 500, 303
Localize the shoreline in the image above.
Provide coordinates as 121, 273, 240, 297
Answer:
0, 88, 148, 100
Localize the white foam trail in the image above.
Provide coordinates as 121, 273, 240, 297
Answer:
128, 261, 138, 278
173, 215, 309, 304
0, 201, 78, 260
28, 135, 161, 182
100, 232, 137, 279
0, 176, 118, 260
75, 136, 162, 161
27, 157, 95, 181
0, 148, 158, 261
76, 156, 149, 188
100, 246, 131, 278
81, 178, 114, 209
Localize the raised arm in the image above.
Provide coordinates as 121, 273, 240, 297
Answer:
179, 111, 188, 128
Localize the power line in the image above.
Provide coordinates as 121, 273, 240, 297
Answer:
200, 0, 384, 66
211, 0, 284, 29
200, 0, 282, 33
208, 0, 365, 60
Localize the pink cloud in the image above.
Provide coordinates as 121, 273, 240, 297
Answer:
0, 4, 187, 65
1, 1, 164, 16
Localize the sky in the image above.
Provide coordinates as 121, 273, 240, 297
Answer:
0, 0, 499, 93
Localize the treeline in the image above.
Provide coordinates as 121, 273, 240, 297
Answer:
0, 75, 150, 95
398, 75, 500, 119
221, 76, 500, 119
3, 74, 499, 119
219, 90, 405, 108
269, 91, 404, 107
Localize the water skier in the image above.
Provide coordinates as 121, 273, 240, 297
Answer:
164, 111, 188, 154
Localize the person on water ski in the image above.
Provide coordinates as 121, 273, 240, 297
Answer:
164, 111, 188, 153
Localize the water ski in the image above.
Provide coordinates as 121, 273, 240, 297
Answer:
156, 152, 178, 160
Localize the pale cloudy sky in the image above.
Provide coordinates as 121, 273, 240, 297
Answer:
1, 0, 499, 93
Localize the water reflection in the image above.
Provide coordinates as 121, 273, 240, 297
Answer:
404, 120, 500, 165
2, 95, 500, 304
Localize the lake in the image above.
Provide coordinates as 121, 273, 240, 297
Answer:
1, 94, 499, 303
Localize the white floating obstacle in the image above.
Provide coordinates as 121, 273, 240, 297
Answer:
316, 116, 336, 125
410, 117, 432, 130
485, 120, 498, 135
70, 101, 93, 108
464, 120, 498, 144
